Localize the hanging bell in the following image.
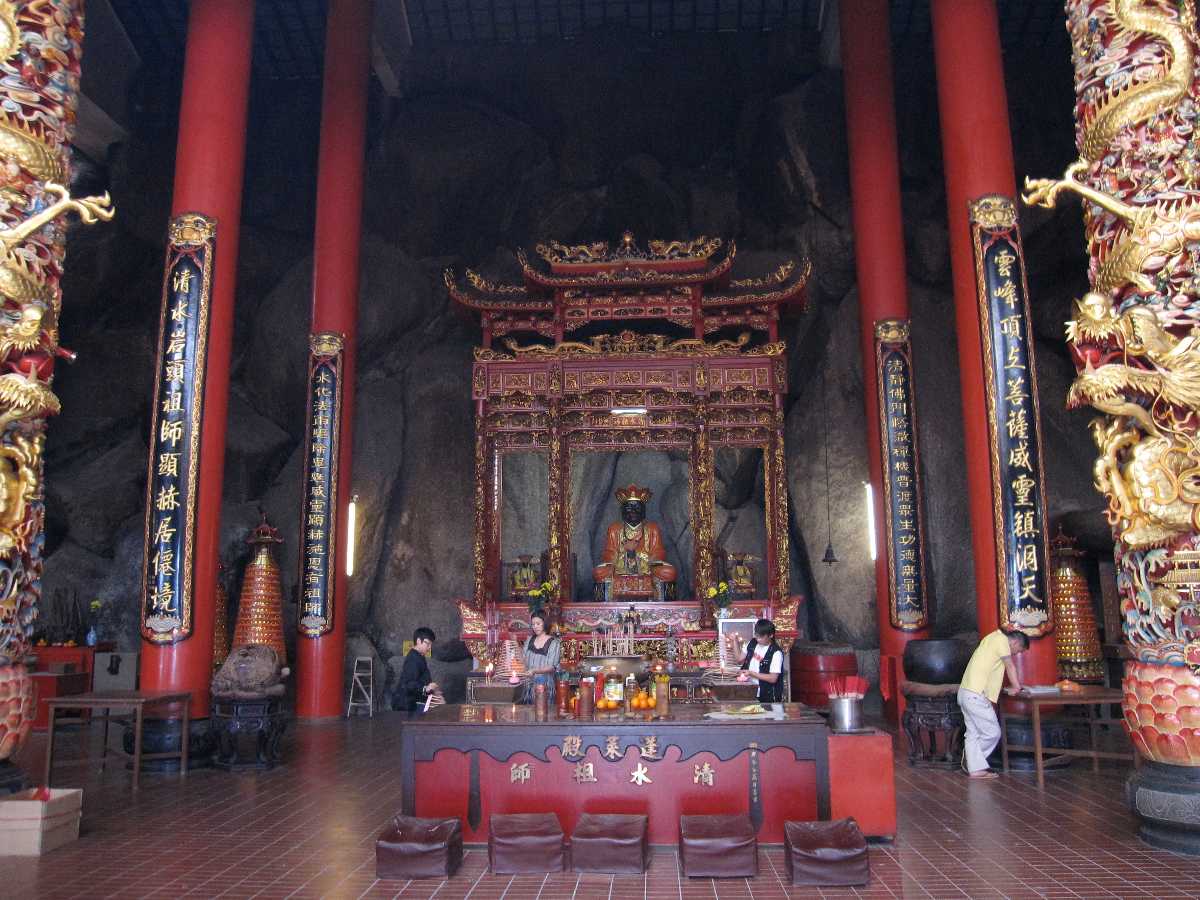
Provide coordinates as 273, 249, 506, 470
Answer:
822, 541, 838, 565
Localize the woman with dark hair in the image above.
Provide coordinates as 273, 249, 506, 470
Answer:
521, 610, 560, 702
740, 618, 785, 703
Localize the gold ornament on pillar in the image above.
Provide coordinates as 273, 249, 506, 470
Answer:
0, 1, 113, 767
212, 563, 231, 670
1048, 529, 1103, 683
232, 514, 288, 664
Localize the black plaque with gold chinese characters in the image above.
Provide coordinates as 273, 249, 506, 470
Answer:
873, 319, 928, 631
297, 332, 344, 638
141, 213, 214, 644
969, 195, 1053, 637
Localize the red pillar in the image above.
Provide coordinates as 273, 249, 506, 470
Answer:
930, 0, 1055, 686
295, 0, 371, 718
840, 0, 932, 720
139, 0, 255, 718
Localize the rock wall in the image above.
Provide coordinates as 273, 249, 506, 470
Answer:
42, 30, 1098, 705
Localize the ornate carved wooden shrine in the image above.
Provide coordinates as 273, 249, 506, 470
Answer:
447, 234, 810, 664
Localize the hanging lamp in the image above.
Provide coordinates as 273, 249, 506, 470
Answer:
821, 369, 838, 565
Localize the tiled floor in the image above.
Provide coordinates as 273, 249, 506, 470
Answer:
8, 714, 1200, 899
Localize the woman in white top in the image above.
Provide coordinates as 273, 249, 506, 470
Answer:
739, 618, 785, 703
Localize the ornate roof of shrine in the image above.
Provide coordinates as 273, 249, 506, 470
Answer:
445, 234, 809, 343
448, 234, 807, 299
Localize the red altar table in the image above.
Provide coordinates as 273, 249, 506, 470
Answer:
403, 703, 894, 845
829, 731, 896, 839
29, 671, 89, 730
29, 646, 97, 687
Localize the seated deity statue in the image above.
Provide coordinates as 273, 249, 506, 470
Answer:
592, 484, 677, 601
726, 552, 759, 598
509, 554, 540, 599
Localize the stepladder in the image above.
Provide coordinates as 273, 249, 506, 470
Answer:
346, 656, 374, 717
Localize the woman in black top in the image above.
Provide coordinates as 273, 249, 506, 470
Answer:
521, 610, 560, 702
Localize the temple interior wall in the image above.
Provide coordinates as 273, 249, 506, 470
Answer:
42, 25, 1103, 706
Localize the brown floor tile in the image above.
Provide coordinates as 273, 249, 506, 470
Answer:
7, 715, 1200, 899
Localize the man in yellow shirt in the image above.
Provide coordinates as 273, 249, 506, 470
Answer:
957, 629, 1029, 779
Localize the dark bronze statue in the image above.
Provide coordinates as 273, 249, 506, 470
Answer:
211, 644, 289, 699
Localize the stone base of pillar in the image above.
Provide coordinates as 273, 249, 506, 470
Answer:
122, 718, 217, 772
1128, 761, 1200, 855
0, 759, 26, 794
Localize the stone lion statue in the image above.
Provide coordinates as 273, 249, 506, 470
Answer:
211, 644, 289, 699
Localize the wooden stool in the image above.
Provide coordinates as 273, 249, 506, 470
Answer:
489, 813, 564, 874
783, 818, 869, 886
211, 697, 288, 770
679, 814, 757, 878
376, 815, 463, 879
346, 657, 374, 717
570, 813, 648, 874
901, 682, 964, 767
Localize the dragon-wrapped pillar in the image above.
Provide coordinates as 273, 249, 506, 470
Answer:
1024, 0, 1200, 853
0, 1, 113, 781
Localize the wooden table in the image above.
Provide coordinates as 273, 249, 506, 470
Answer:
999, 686, 1134, 789
44, 690, 191, 791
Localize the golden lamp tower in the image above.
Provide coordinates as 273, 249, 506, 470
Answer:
1049, 529, 1102, 682
232, 515, 288, 664
212, 564, 231, 670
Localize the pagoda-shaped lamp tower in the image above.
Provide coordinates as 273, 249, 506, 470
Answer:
1048, 529, 1102, 682
233, 515, 288, 664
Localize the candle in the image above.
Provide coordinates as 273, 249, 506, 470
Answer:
486, 664, 494, 683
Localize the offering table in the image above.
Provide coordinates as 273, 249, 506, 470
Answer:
400, 703, 830, 845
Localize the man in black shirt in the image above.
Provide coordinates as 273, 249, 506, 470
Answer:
396, 627, 439, 715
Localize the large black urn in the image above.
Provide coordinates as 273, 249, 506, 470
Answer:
902, 639, 971, 685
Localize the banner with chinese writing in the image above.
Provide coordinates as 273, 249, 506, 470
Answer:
297, 332, 344, 638
969, 195, 1053, 637
141, 214, 214, 644
873, 319, 928, 631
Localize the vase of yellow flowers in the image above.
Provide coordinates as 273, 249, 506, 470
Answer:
706, 582, 732, 618
85, 599, 102, 646
525, 581, 555, 616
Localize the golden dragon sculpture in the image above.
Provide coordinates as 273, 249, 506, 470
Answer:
1023, 160, 1200, 296
0, 0, 115, 766
1065, 292, 1200, 549
1079, 0, 1196, 163
1028, 0, 1200, 767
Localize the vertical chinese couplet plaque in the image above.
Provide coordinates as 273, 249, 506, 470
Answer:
141, 213, 215, 643
874, 319, 929, 631
969, 195, 1053, 636
298, 332, 344, 638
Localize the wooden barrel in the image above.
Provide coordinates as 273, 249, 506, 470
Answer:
789, 642, 857, 709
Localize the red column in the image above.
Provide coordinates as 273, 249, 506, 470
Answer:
295, 0, 371, 718
930, 0, 1055, 685
139, 0, 255, 718
841, 0, 932, 721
